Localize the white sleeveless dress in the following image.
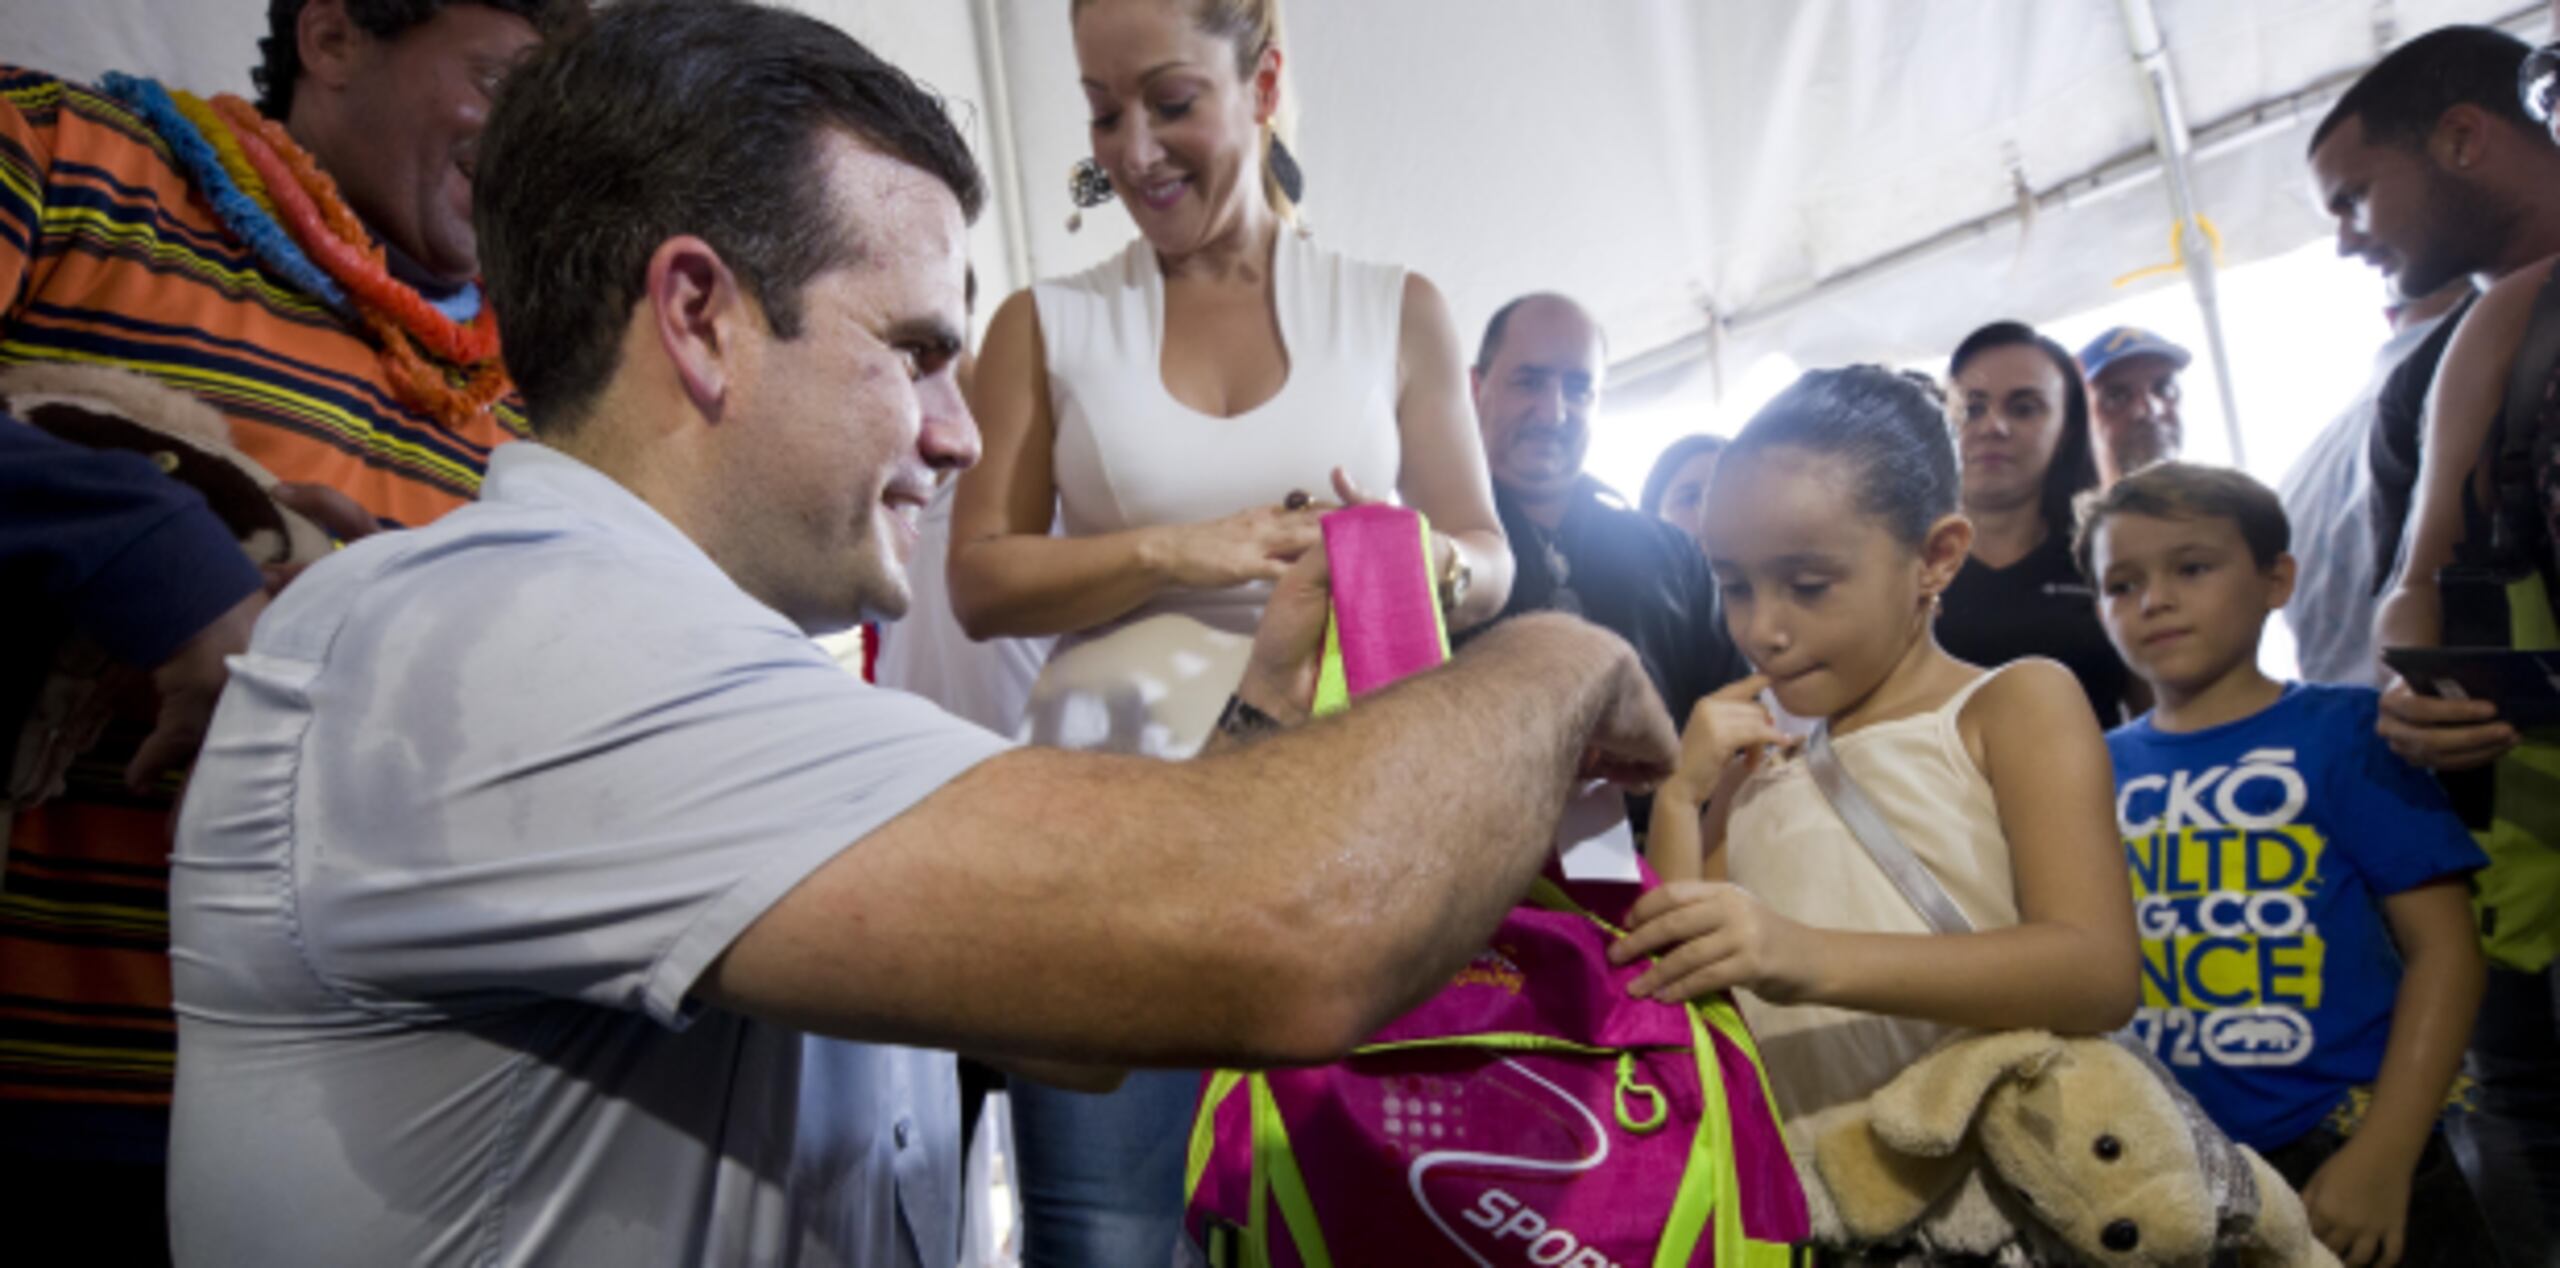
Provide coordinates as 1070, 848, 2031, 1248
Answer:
1025, 232, 1405, 757
1724, 667, 2025, 1120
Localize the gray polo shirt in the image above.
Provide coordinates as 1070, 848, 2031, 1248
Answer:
167, 443, 1009, 1266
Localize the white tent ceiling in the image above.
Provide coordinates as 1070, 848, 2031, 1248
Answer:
11, 0, 2546, 415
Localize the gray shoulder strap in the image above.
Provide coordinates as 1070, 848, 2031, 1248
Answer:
1803, 723, 1976, 936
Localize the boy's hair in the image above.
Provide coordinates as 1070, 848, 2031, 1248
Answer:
2071, 461, 2290, 582
1725, 365, 1959, 546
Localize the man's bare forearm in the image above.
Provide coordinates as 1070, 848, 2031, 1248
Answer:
705, 616, 1660, 1068
1199, 614, 1651, 1038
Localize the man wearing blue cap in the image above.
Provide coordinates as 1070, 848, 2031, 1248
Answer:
2079, 326, 2190, 488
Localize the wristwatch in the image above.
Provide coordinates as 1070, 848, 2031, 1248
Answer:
1437, 541, 1472, 614
1215, 693, 1284, 743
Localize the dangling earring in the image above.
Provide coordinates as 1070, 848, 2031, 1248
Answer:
1066, 157, 1114, 233
1265, 131, 1310, 236
1266, 134, 1304, 205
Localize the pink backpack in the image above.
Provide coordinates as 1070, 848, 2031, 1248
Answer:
1181, 506, 1807, 1267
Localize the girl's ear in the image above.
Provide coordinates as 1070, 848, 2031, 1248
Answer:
1917, 513, 1973, 600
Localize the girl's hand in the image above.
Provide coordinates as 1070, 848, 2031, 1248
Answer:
2300, 1135, 2416, 1267
1608, 879, 1823, 1005
1668, 675, 1789, 801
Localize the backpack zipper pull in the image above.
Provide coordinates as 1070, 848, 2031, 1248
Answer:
1615, 1052, 1668, 1133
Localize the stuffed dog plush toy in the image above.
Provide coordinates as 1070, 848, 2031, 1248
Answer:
1790, 1030, 2339, 1267
2, 362, 331, 822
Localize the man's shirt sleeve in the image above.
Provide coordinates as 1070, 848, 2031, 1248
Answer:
279, 540, 1012, 1029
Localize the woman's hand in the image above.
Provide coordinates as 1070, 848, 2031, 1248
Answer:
1142, 504, 1326, 590
1608, 879, 1825, 1005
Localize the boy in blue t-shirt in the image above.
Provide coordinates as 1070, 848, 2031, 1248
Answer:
2075, 462, 2493, 1267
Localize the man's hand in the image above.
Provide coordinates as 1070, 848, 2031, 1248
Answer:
262, 482, 378, 591
1237, 546, 1333, 725
1233, 467, 1385, 724
1578, 640, 1680, 790
2376, 677, 2517, 771
126, 588, 266, 792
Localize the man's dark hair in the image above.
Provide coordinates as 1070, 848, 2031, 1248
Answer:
1726, 365, 1959, 547
2071, 461, 2291, 584
254, 0, 583, 120
1474, 293, 1608, 376
2309, 25, 2537, 154
474, 0, 987, 432
1948, 320, 2102, 539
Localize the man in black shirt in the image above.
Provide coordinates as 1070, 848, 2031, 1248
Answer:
1462, 293, 1751, 774
2307, 26, 2560, 585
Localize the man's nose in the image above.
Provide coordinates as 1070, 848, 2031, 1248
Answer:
918, 377, 980, 472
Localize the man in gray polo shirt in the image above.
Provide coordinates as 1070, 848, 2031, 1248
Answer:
161, 3, 1673, 1264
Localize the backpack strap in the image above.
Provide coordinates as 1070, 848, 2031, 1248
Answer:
1803, 723, 1975, 936
2489, 264, 2560, 578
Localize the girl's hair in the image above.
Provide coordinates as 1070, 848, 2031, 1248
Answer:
1725, 365, 1960, 546
1073, 0, 1302, 220
1946, 320, 2102, 536
1639, 433, 1729, 516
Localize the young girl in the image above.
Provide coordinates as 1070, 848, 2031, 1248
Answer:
1613, 366, 2140, 1124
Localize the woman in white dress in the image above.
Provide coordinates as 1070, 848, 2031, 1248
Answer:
949, 1, 1510, 1261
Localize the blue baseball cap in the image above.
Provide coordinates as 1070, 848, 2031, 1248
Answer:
2078, 327, 2192, 380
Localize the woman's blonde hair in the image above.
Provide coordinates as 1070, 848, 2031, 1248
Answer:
1074, 0, 1301, 219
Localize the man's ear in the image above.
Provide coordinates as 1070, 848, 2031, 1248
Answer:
1918, 512, 1974, 599
645, 235, 752, 423
2429, 102, 2496, 173
296, 0, 363, 97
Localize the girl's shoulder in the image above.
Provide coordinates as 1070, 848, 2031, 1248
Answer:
1951, 657, 2097, 767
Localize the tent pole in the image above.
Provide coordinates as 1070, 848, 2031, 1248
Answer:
2117, 0, 2247, 468
969, 0, 1033, 301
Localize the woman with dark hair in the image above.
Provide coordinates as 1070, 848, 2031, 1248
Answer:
1937, 321, 2138, 723
1640, 432, 1726, 556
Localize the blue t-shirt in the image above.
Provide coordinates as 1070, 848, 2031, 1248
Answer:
2107, 682, 2483, 1150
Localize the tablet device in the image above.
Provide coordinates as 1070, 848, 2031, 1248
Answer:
2381, 646, 2560, 727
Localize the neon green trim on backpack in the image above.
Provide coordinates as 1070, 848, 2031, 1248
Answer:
1616, 1052, 1669, 1132
1652, 1006, 1793, 1266
1356, 1033, 1622, 1058
1654, 1004, 1731, 1265
1187, 1070, 1246, 1206
1530, 872, 1797, 1260
1249, 1074, 1334, 1268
